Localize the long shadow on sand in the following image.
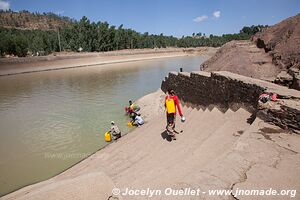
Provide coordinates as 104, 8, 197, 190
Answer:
161, 130, 173, 142
247, 111, 257, 124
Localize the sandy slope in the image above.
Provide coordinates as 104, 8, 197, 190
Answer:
252, 13, 300, 71
3, 89, 300, 200
201, 13, 300, 89
201, 40, 281, 82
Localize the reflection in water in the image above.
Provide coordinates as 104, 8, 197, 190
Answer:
0, 55, 206, 196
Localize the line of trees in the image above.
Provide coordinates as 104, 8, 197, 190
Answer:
0, 28, 60, 56
0, 15, 267, 57
59, 17, 179, 52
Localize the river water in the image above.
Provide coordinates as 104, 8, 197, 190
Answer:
0, 55, 207, 196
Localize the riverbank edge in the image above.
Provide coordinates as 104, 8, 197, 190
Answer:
0, 47, 217, 76
0, 54, 186, 76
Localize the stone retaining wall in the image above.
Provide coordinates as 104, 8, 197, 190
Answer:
161, 71, 265, 112
161, 71, 300, 132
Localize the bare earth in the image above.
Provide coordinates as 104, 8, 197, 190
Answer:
3, 89, 300, 200
201, 13, 300, 89
201, 40, 281, 82
0, 47, 217, 76
252, 13, 300, 72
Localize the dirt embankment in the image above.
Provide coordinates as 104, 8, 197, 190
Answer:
0, 47, 217, 76
252, 13, 300, 89
201, 13, 300, 90
201, 40, 281, 81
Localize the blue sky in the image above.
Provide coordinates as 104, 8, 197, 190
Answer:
2, 0, 300, 37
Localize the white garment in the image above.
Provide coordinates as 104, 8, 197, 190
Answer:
135, 116, 144, 125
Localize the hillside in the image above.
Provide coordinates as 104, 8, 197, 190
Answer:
0, 10, 73, 30
201, 13, 300, 90
252, 13, 300, 89
252, 13, 300, 70
200, 40, 280, 81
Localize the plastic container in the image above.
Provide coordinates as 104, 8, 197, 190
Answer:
104, 131, 111, 142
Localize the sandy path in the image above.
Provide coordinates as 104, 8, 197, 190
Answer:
3, 89, 299, 200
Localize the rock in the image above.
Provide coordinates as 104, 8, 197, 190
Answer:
252, 13, 300, 90
291, 74, 300, 90
274, 70, 293, 86
257, 103, 300, 132
162, 70, 300, 133
288, 67, 300, 77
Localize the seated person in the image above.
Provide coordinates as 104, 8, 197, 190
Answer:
110, 121, 121, 140
132, 113, 144, 127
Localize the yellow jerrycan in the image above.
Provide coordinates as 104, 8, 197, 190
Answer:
104, 131, 111, 142
166, 98, 176, 114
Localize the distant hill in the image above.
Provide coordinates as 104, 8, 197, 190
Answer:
0, 10, 73, 30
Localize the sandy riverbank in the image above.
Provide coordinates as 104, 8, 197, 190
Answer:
3, 89, 300, 200
0, 47, 217, 76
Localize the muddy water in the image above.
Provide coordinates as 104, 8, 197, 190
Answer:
0, 55, 207, 196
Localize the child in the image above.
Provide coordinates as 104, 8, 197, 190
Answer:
165, 89, 185, 140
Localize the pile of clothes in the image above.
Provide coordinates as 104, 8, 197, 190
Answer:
258, 92, 277, 109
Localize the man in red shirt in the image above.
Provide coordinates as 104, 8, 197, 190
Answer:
165, 89, 185, 140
